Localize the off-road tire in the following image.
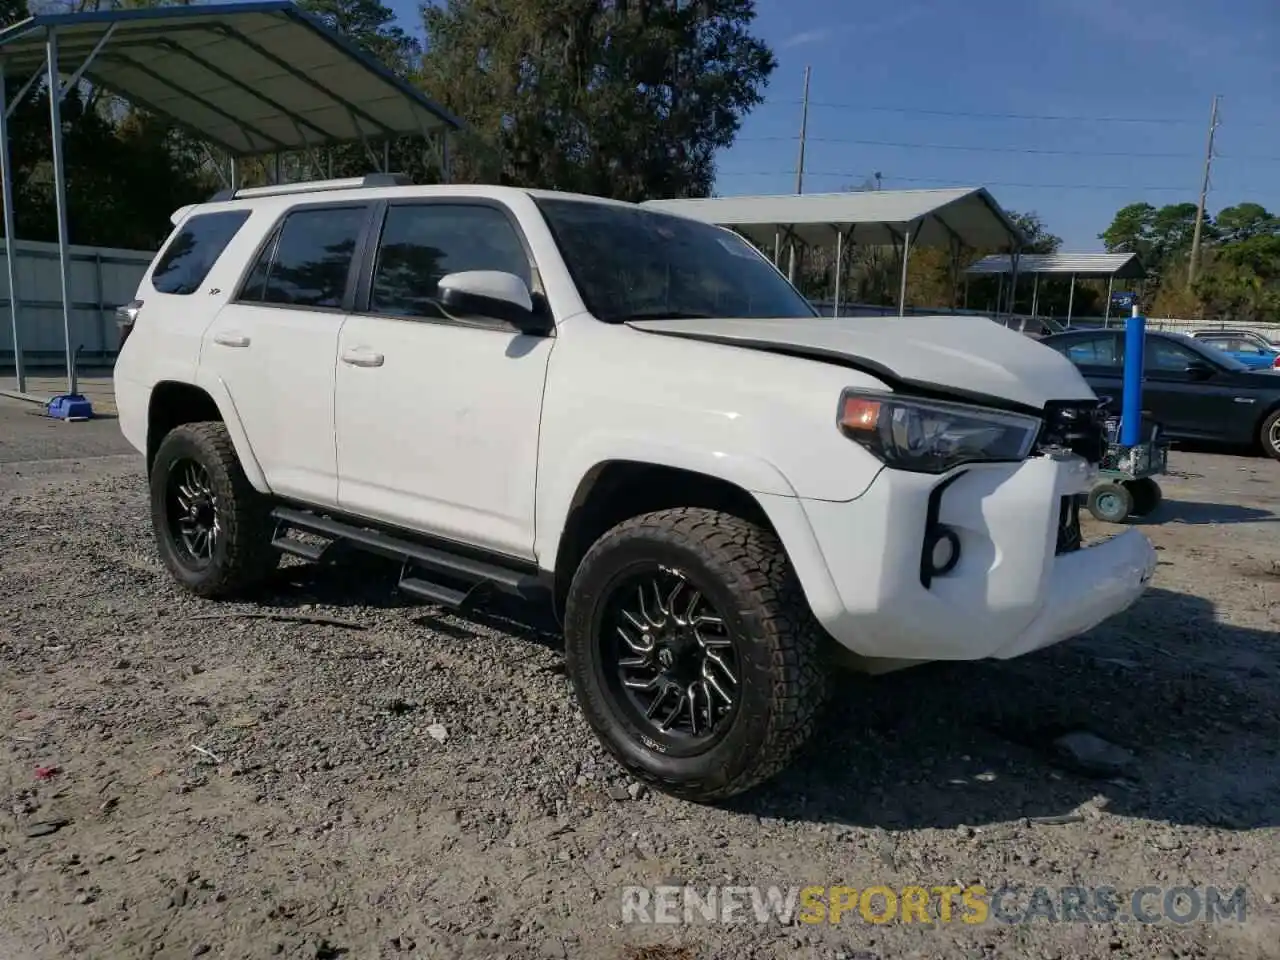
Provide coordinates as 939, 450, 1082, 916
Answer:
150, 421, 278, 598
1260, 408, 1280, 461
563, 507, 828, 803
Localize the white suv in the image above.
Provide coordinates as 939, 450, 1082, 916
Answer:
113, 175, 1157, 801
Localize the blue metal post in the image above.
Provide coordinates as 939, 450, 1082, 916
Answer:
1121, 304, 1145, 446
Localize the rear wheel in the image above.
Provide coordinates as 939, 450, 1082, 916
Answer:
563, 507, 828, 803
1260, 409, 1280, 461
1126, 477, 1162, 517
150, 421, 278, 598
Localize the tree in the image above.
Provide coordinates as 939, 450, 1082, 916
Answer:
1214, 203, 1278, 244
418, 0, 776, 199
296, 0, 419, 74
1008, 210, 1062, 254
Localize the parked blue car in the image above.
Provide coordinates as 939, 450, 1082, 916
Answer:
1188, 330, 1280, 370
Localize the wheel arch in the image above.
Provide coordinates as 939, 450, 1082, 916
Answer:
1255, 400, 1280, 455
550, 459, 783, 623
147, 379, 270, 492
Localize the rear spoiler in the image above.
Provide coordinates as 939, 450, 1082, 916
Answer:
169, 203, 197, 226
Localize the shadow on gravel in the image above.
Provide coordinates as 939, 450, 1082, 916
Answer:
252, 559, 1279, 832
734, 587, 1280, 832
1135, 499, 1278, 525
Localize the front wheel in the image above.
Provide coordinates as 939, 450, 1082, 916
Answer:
1086, 481, 1135, 524
150, 421, 279, 598
563, 507, 828, 803
1126, 477, 1163, 517
1260, 409, 1280, 461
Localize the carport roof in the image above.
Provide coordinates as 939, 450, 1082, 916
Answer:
965, 252, 1146, 280
0, 0, 463, 157
641, 187, 1023, 251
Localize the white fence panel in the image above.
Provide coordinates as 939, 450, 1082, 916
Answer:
0, 237, 155, 363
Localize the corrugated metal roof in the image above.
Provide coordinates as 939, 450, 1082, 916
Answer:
641, 187, 1021, 251
965, 252, 1145, 279
0, 1, 462, 157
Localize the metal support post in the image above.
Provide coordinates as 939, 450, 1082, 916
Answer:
832, 227, 843, 318
1103, 277, 1114, 327
0, 59, 26, 392
897, 228, 911, 316
229, 155, 238, 191
1066, 273, 1076, 326
47, 28, 78, 395
1030, 273, 1040, 317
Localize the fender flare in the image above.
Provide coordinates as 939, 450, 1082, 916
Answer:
192, 372, 273, 494
533, 436, 800, 567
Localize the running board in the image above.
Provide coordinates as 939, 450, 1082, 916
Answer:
270, 506, 545, 612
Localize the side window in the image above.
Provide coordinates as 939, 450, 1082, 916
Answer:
1145, 338, 1200, 373
1053, 335, 1121, 367
150, 210, 251, 295
239, 205, 368, 309
369, 204, 532, 320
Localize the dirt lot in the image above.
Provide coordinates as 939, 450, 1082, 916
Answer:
1, 396, 1278, 960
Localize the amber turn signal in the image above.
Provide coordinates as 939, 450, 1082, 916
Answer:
838, 395, 881, 435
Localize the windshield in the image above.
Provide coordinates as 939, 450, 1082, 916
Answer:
534, 197, 817, 322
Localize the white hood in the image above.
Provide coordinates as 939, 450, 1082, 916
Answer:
627, 314, 1096, 410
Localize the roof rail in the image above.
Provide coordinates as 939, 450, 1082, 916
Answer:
207, 172, 413, 203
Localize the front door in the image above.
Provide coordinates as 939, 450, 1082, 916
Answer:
334, 200, 555, 559
1140, 336, 1241, 439
202, 202, 374, 506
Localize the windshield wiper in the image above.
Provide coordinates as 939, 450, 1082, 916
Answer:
613, 310, 716, 321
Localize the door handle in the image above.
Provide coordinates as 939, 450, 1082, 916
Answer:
341, 347, 385, 368
213, 331, 250, 348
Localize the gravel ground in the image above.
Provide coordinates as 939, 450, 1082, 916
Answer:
1, 396, 1278, 960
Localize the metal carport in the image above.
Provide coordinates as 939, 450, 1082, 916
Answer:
641, 187, 1024, 318
964, 252, 1146, 327
0, 0, 463, 399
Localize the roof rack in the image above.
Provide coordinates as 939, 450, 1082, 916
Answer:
207, 173, 413, 203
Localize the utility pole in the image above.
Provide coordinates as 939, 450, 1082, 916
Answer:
795, 65, 811, 195
1187, 94, 1220, 288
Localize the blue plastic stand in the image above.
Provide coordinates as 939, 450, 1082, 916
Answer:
1120, 308, 1145, 447
46, 393, 94, 421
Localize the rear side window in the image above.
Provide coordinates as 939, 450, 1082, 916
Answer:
239, 205, 368, 309
1050, 335, 1121, 367
150, 210, 251, 295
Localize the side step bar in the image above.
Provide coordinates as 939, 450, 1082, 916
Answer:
270, 506, 545, 612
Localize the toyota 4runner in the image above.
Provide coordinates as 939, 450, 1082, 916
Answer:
113, 174, 1157, 802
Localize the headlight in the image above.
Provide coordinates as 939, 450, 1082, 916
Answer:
837, 390, 1041, 474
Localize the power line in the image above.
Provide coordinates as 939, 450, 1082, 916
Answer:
761, 100, 1202, 125
732, 134, 1278, 163
757, 100, 1274, 130
733, 136, 1197, 159
713, 171, 1203, 192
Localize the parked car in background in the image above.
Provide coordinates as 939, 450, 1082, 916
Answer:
1040, 328, 1280, 459
1187, 330, 1280, 370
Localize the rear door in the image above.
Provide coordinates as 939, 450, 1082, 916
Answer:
1047, 332, 1125, 410
203, 201, 377, 506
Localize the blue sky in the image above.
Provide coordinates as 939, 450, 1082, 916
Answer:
391, 0, 1279, 249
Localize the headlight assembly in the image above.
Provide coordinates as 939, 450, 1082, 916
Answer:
837, 390, 1041, 474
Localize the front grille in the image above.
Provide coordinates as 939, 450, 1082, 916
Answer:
1037, 400, 1108, 464
1056, 494, 1083, 555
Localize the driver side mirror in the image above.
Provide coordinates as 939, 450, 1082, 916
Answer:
1184, 360, 1215, 380
438, 271, 552, 335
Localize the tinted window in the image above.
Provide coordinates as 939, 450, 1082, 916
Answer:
1145, 338, 1201, 373
151, 210, 251, 295
240, 206, 367, 308
369, 204, 531, 319
1052, 335, 1121, 367
535, 198, 816, 322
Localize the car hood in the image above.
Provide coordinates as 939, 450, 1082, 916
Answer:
627, 314, 1097, 410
